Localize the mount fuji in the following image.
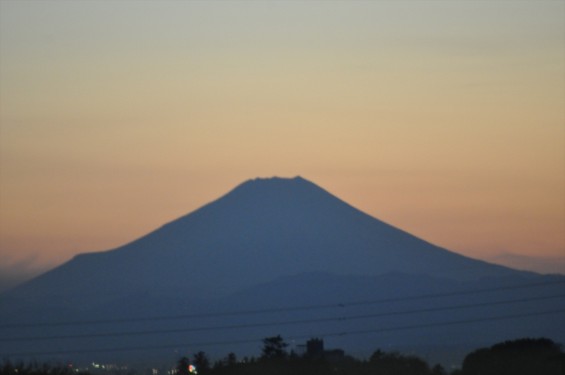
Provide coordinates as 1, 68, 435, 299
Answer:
1, 176, 564, 367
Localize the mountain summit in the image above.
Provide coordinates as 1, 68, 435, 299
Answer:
9, 176, 518, 304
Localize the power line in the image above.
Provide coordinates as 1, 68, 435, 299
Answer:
2, 293, 563, 343
301, 308, 565, 340
4, 308, 564, 358
2, 278, 563, 330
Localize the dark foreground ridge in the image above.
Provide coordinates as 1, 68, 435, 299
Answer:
2, 337, 563, 375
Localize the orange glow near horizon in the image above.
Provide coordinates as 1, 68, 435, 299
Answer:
0, 1, 564, 274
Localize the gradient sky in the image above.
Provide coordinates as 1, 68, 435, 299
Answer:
1, 1, 564, 276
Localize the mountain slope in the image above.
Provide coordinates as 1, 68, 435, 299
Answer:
5, 176, 524, 306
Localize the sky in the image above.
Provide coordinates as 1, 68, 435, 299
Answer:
1, 0, 564, 283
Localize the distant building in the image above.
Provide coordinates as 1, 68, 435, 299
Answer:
304, 338, 345, 362
306, 338, 324, 358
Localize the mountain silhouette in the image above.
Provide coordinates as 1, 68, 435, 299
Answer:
6, 176, 523, 302
1, 176, 563, 366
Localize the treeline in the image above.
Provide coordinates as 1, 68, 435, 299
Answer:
180, 349, 443, 375
460, 338, 564, 375
176, 336, 563, 375
176, 335, 442, 375
1, 337, 563, 375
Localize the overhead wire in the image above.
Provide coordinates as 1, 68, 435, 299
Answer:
1, 278, 563, 330
1, 293, 563, 343
4, 308, 564, 358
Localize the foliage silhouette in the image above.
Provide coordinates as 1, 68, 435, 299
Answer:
174, 335, 564, 375
461, 338, 563, 375
368, 349, 431, 375
176, 357, 192, 375
3, 335, 562, 375
260, 335, 288, 361
193, 351, 211, 374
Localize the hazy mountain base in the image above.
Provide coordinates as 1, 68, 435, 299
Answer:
487, 253, 565, 275
1, 271, 564, 368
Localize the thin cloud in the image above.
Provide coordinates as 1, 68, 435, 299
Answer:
0, 256, 51, 294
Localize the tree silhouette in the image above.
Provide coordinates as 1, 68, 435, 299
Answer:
462, 338, 563, 375
225, 352, 237, 367
173, 337, 564, 375
193, 351, 211, 374
176, 357, 192, 375
260, 335, 289, 360
368, 349, 431, 375
431, 363, 448, 375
